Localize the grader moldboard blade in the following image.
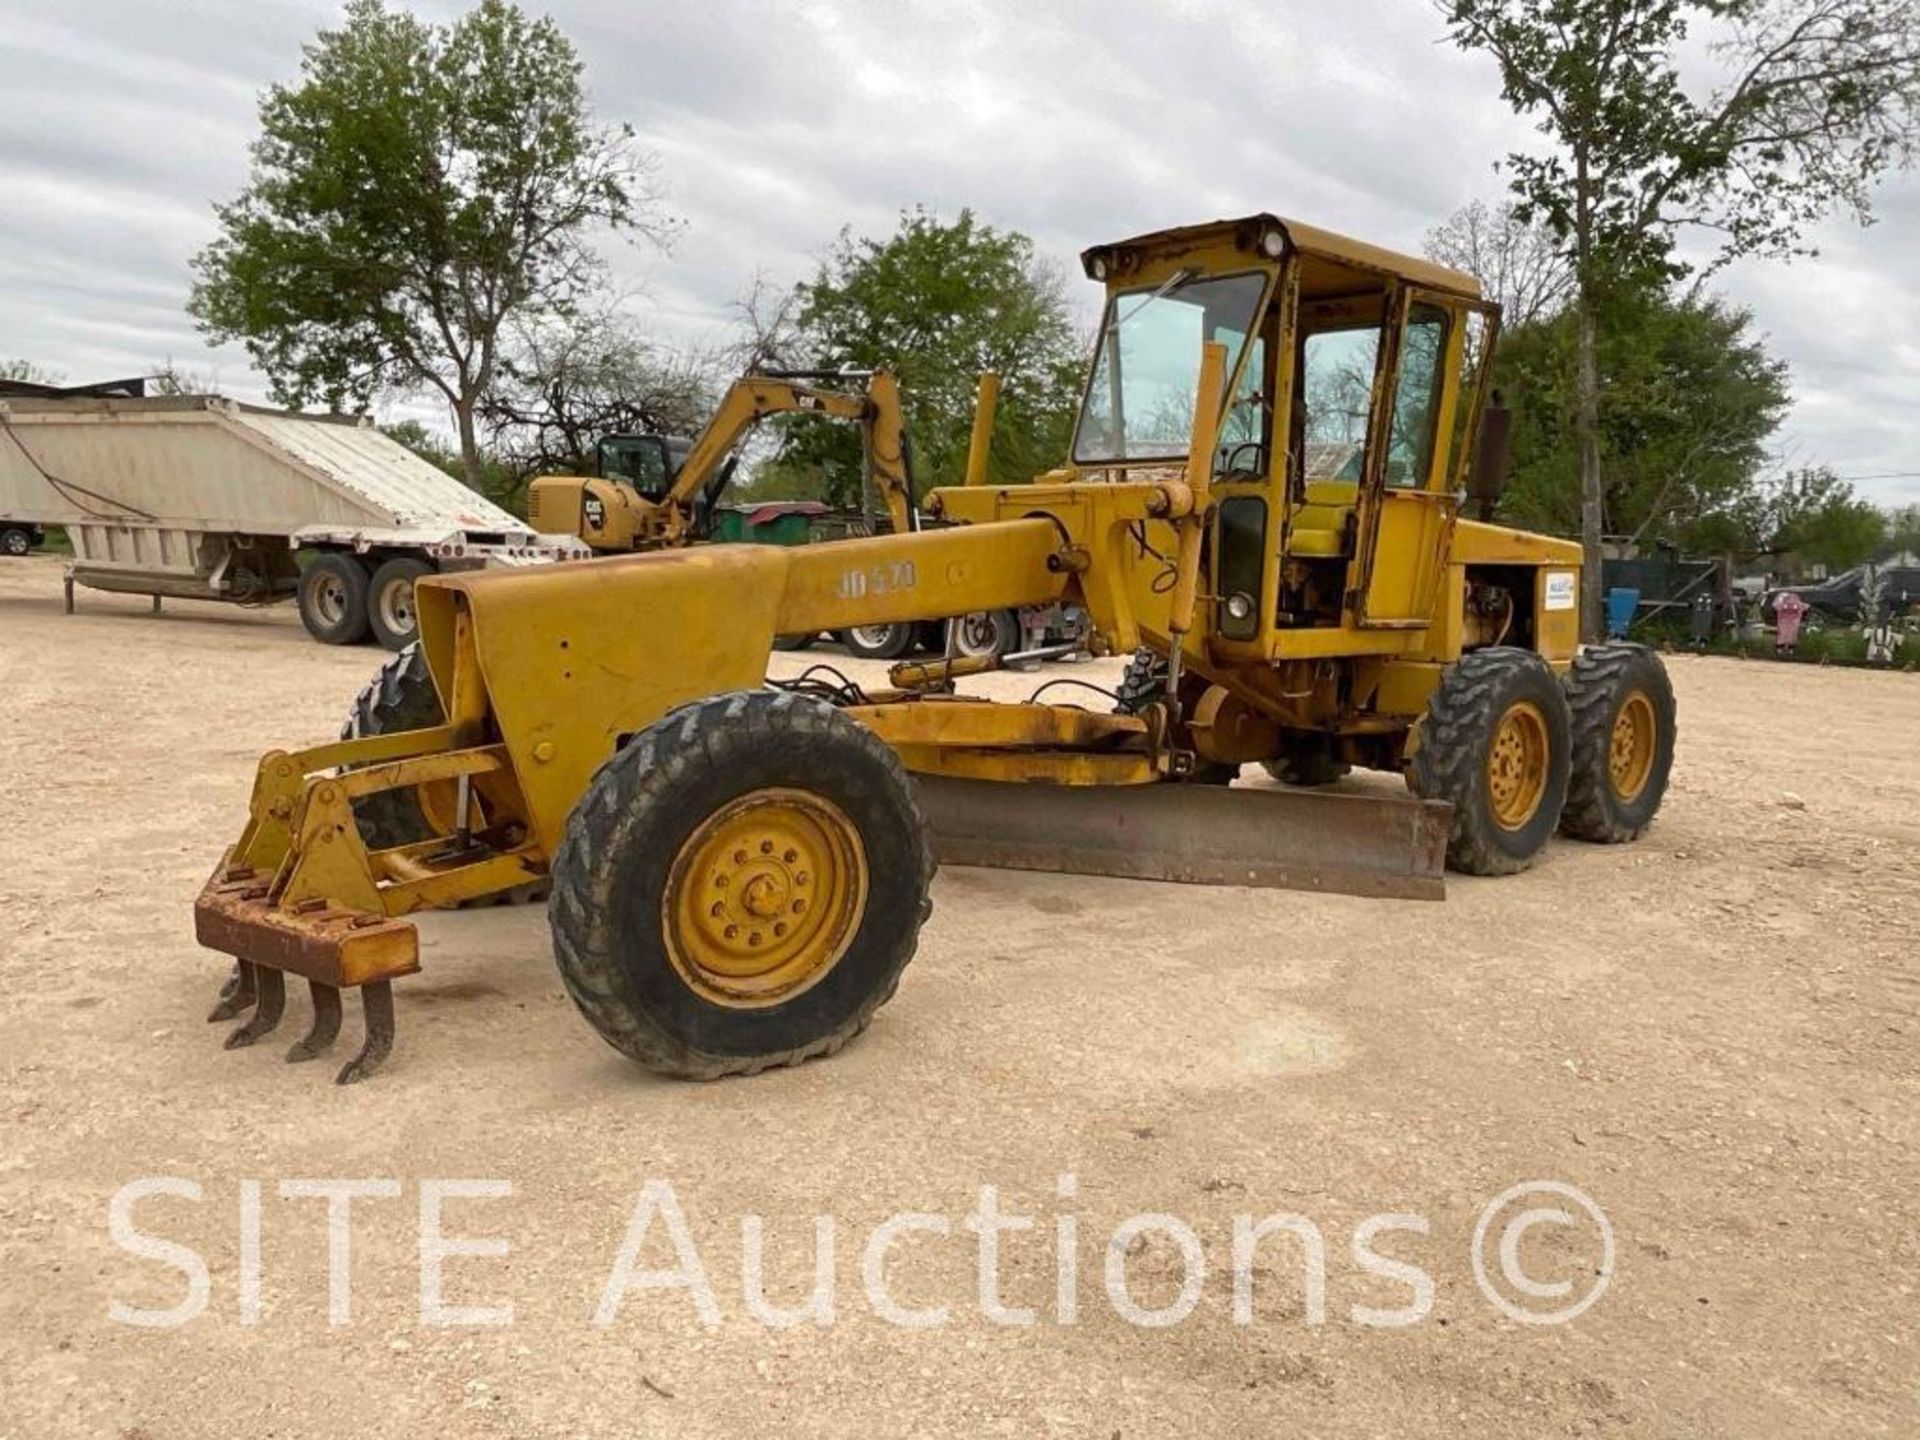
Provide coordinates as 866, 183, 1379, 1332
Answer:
913, 776, 1452, 901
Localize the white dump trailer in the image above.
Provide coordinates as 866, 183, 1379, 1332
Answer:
0, 394, 588, 649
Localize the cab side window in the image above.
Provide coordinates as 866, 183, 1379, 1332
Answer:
1300, 325, 1381, 484
1384, 304, 1448, 489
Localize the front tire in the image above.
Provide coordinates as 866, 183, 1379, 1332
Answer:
341, 644, 441, 849
1410, 648, 1571, 876
1560, 644, 1676, 843
298, 553, 372, 645
550, 690, 934, 1079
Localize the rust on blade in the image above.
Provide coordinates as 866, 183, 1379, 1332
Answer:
912, 776, 1451, 902
194, 862, 420, 988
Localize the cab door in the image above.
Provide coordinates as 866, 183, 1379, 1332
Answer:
1348, 289, 1490, 628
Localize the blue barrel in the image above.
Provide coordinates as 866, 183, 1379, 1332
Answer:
1605, 587, 1640, 639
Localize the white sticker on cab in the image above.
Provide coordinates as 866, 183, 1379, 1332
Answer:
1544, 571, 1577, 611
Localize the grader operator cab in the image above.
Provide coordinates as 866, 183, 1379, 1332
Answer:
195, 213, 1676, 1084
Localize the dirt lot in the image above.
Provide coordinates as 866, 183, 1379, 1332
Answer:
2, 551, 1916, 1438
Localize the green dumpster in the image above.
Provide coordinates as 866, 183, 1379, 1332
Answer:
709, 501, 831, 546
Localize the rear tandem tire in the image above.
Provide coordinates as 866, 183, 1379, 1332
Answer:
1410, 647, 1571, 877
549, 690, 934, 1079
1261, 737, 1351, 788
367, 556, 433, 651
1559, 643, 1676, 843
298, 552, 372, 645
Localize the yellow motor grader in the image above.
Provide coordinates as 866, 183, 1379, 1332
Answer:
195, 213, 1676, 1083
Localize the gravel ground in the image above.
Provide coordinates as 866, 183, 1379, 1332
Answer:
2, 552, 1916, 1439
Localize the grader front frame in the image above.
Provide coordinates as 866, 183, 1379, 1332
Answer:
195, 213, 1676, 1083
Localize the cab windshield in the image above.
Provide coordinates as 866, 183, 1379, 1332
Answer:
1072, 271, 1268, 464
597, 436, 675, 498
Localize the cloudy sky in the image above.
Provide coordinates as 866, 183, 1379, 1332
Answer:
2, 0, 1916, 503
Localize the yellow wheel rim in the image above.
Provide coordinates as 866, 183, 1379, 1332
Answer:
1486, 700, 1550, 831
663, 788, 867, 1008
1609, 691, 1657, 803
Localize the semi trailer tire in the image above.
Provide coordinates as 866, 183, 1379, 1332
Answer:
946, 609, 1020, 661
550, 689, 934, 1079
367, 556, 432, 651
1410, 647, 1571, 876
1559, 643, 1676, 844
0, 526, 32, 557
298, 552, 372, 645
839, 622, 915, 660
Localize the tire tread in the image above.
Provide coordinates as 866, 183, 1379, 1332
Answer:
549, 690, 935, 1080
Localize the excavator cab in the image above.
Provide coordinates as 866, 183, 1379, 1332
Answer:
595, 433, 689, 501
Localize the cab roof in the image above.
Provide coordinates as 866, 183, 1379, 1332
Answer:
1081, 213, 1483, 301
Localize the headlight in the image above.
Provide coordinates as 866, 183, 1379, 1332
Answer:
1088, 254, 1109, 282
1225, 591, 1255, 622
1259, 227, 1287, 260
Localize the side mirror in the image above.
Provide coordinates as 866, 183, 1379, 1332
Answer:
1468, 392, 1513, 523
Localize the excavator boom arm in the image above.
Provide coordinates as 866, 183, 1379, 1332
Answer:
664, 371, 917, 535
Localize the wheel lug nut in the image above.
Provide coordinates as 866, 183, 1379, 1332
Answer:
760, 840, 774, 855
733, 849, 748, 865
710, 902, 724, 918
774, 922, 787, 937
791, 899, 806, 914
783, 848, 797, 863
749, 932, 762, 947
724, 925, 739, 940
795, 871, 809, 886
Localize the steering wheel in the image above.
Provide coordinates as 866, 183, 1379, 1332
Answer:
1220, 440, 1267, 480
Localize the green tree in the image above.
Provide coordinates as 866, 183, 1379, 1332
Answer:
1495, 285, 1790, 549
190, 0, 667, 487
777, 208, 1083, 508
1769, 468, 1887, 569
1441, 0, 1920, 636
1686, 465, 1885, 568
